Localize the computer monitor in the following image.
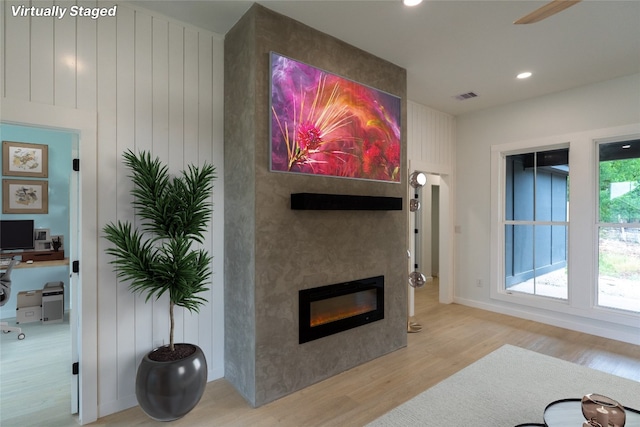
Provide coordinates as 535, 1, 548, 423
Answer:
0, 219, 35, 251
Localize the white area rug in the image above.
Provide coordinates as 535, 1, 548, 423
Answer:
367, 344, 640, 426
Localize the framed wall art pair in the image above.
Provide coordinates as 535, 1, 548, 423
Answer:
2, 141, 49, 214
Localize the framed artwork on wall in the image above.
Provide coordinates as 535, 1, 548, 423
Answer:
35, 228, 51, 250
270, 52, 402, 183
2, 179, 49, 214
2, 141, 49, 178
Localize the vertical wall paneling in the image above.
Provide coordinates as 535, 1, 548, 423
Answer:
3, 1, 226, 418
408, 102, 418, 160
115, 4, 136, 219
167, 22, 186, 346
151, 17, 169, 163
183, 29, 199, 166
167, 23, 184, 169
407, 100, 455, 175
4, 0, 30, 99
54, 0, 77, 108
132, 10, 154, 367
198, 36, 218, 362
209, 33, 225, 378
133, 11, 153, 155
408, 104, 419, 160
433, 110, 441, 163
196, 34, 214, 357
30, 0, 55, 104
114, 4, 137, 405
198, 35, 213, 164
150, 16, 171, 351
95, 3, 119, 411
181, 24, 201, 358
76, 0, 98, 111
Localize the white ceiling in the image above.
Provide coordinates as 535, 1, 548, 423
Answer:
130, 0, 640, 116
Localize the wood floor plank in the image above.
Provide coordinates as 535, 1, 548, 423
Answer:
92, 281, 639, 427
3, 280, 639, 426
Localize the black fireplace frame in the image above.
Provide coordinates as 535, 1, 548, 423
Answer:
299, 275, 384, 344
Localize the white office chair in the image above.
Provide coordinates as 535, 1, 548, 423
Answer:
0, 260, 25, 340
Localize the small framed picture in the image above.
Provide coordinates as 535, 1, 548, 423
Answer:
2, 141, 48, 178
35, 228, 50, 241
2, 179, 49, 214
34, 228, 51, 250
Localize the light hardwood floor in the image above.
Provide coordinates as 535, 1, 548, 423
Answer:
5, 282, 640, 426
93, 280, 640, 426
0, 313, 72, 427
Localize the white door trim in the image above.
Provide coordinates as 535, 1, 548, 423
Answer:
1, 98, 98, 424
409, 160, 454, 304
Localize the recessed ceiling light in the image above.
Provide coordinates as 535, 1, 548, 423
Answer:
622, 144, 631, 149
403, 0, 423, 6
517, 72, 533, 79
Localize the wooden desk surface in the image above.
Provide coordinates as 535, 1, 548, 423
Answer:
3, 258, 69, 269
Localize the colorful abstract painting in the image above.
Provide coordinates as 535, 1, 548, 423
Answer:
270, 52, 401, 182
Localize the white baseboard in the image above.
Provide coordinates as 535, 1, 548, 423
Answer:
98, 394, 138, 419
454, 297, 640, 346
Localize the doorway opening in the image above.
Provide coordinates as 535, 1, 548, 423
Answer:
408, 168, 452, 331
0, 122, 79, 425
417, 175, 440, 280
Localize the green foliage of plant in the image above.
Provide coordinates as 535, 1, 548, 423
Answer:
103, 150, 216, 352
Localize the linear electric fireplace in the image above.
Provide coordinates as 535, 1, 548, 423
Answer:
299, 276, 384, 344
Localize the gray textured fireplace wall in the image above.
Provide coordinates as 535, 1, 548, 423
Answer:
224, 4, 408, 407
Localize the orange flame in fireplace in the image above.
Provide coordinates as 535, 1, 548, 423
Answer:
310, 303, 376, 327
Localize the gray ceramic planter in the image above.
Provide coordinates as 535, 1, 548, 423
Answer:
136, 343, 208, 421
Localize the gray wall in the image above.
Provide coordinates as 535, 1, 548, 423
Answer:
225, 4, 408, 407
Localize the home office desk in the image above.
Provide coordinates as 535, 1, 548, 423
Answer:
10, 259, 70, 269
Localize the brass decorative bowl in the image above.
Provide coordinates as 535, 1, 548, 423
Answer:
582, 393, 626, 427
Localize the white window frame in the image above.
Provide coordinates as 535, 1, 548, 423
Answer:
489, 127, 640, 330
490, 141, 572, 313
594, 135, 640, 312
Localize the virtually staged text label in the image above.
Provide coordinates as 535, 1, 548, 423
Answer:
11, 5, 117, 19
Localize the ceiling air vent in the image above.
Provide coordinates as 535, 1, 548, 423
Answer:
454, 91, 478, 101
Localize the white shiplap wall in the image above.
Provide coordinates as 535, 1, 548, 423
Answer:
407, 99, 455, 175
2, 1, 225, 421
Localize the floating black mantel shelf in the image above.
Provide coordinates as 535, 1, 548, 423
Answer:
291, 193, 402, 211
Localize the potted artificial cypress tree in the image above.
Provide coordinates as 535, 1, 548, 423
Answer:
103, 150, 216, 421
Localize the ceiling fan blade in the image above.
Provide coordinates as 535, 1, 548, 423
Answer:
514, 0, 582, 24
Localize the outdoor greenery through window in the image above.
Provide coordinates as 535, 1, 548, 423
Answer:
504, 148, 569, 299
598, 139, 640, 313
